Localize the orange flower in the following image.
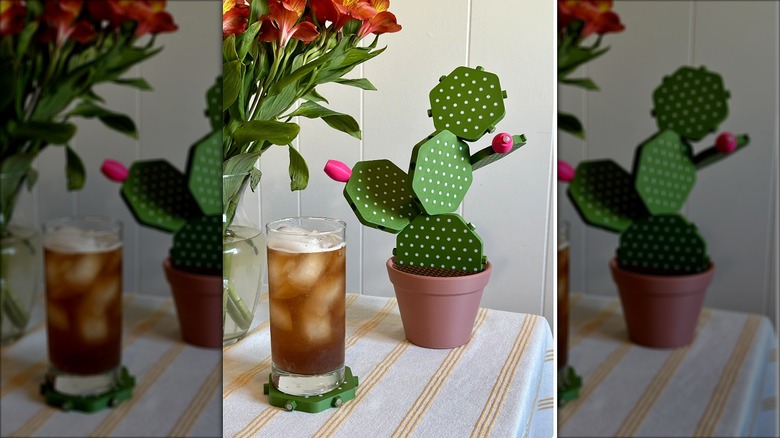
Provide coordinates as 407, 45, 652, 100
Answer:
310, 0, 374, 31
223, 0, 250, 38
87, 0, 177, 37
39, 0, 96, 46
260, 0, 319, 47
0, 0, 26, 37
559, 0, 623, 37
357, 10, 400, 37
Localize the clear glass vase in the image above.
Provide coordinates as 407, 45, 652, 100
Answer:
223, 172, 266, 345
1, 171, 41, 345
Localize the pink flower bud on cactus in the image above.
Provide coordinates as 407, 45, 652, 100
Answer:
324, 160, 352, 182
101, 159, 128, 182
716, 132, 737, 154
558, 160, 575, 182
491, 132, 513, 153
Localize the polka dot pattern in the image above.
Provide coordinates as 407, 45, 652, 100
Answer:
409, 131, 471, 215
188, 131, 222, 215
122, 161, 200, 233
206, 77, 222, 130
429, 66, 506, 142
395, 213, 484, 272
171, 215, 222, 273
617, 214, 710, 275
344, 159, 419, 233
568, 160, 644, 233
652, 66, 729, 141
635, 130, 696, 215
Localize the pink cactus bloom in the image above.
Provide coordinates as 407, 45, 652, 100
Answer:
324, 159, 352, 182
557, 160, 575, 182
101, 159, 129, 182
491, 132, 513, 153
715, 132, 737, 154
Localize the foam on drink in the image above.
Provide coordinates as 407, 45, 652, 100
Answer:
266, 225, 345, 254
44, 226, 122, 254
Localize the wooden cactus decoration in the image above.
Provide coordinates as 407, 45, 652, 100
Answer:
565, 66, 749, 275
327, 65, 527, 274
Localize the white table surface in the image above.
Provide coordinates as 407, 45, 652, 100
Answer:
223, 293, 554, 438
559, 293, 778, 437
1, 294, 222, 437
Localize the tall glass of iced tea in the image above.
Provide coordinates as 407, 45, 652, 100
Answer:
43, 216, 123, 396
266, 217, 346, 396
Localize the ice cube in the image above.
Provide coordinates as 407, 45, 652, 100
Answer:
67, 254, 103, 287
78, 315, 109, 344
300, 314, 332, 345
302, 275, 345, 317
269, 299, 293, 331
287, 252, 328, 289
83, 277, 120, 314
46, 303, 70, 331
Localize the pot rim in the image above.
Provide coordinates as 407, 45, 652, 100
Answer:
610, 258, 715, 282
387, 257, 492, 280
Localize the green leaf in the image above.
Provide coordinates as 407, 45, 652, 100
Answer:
233, 120, 300, 146
223, 60, 243, 110
287, 145, 309, 191
559, 45, 609, 77
559, 77, 599, 91
223, 34, 238, 62
558, 112, 585, 139
238, 21, 262, 60
112, 78, 153, 90
249, 0, 269, 24
67, 101, 138, 138
65, 146, 86, 191
302, 88, 329, 104
285, 101, 361, 139
9, 121, 77, 145
334, 78, 377, 91
16, 22, 39, 63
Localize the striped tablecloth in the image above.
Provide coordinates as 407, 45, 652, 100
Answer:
1, 294, 222, 437
223, 293, 554, 438
559, 293, 778, 437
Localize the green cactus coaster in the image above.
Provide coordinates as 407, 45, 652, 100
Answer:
343, 159, 419, 233
634, 130, 696, 215
394, 213, 484, 272
206, 76, 222, 131
652, 66, 730, 141
170, 215, 222, 274
429, 66, 507, 141
617, 214, 709, 275
567, 160, 646, 233
121, 160, 201, 233
187, 130, 222, 216
409, 130, 472, 215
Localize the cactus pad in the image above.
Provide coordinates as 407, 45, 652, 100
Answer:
121, 160, 200, 233
634, 130, 696, 215
567, 160, 646, 233
429, 66, 506, 141
344, 159, 420, 233
471, 134, 527, 171
394, 213, 484, 272
652, 66, 730, 141
187, 130, 222, 216
170, 215, 222, 274
617, 214, 709, 275
409, 130, 472, 214
206, 76, 222, 131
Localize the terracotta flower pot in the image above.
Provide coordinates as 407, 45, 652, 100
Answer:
609, 258, 715, 348
162, 258, 222, 349
386, 257, 492, 349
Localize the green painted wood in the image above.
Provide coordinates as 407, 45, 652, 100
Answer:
344, 160, 419, 233
409, 130, 471, 215
634, 130, 696, 215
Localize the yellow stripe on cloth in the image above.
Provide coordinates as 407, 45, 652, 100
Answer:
695, 315, 762, 437
614, 309, 713, 437
391, 308, 489, 438
569, 299, 620, 349
90, 343, 187, 437
168, 359, 222, 437
10, 407, 58, 437
470, 315, 536, 438
522, 369, 544, 438
558, 343, 633, 427
222, 295, 385, 400
312, 340, 412, 438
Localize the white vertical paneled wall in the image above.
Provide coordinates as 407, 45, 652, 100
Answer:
558, 1, 780, 326
260, 0, 557, 325
18, 1, 220, 296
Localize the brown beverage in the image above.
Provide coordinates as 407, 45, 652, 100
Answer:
44, 226, 122, 375
558, 229, 570, 368
268, 245, 346, 375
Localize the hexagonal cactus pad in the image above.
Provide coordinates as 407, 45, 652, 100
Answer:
121, 160, 201, 233
206, 76, 222, 131
170, 215, 222, 274
187, 130, 222, 216
470, 134, 527, 171
394, 213, 484, 272
344, 159, 420, 233
652, 66, 730, 141
409, 130, 472, 215
567, 160, 646, 233
634, 130, 696, 215
429, 66, 506, 141
617, 213, 709, 275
